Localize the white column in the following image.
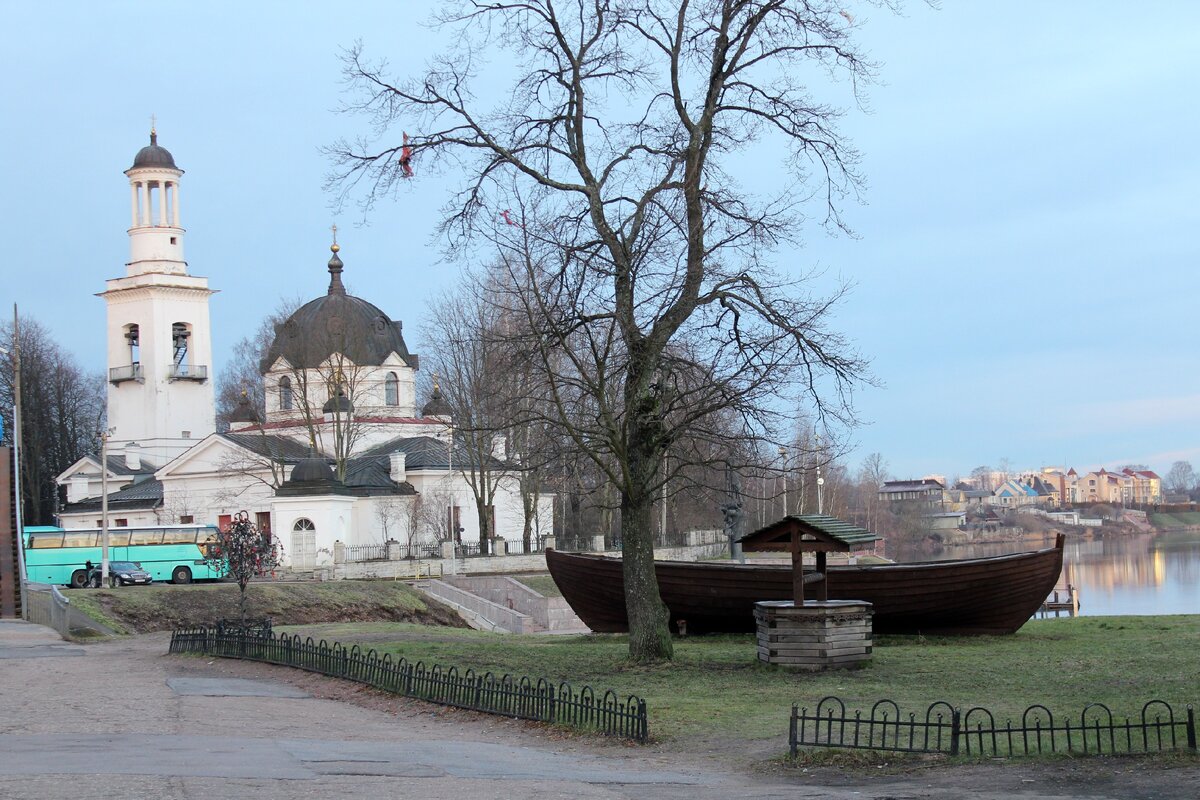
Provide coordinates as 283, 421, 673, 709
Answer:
138, 182, 149, 226
129, 183, 139, 228
157, 181, 167, 226
171, 182, 180, 227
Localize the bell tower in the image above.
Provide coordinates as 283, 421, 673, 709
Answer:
101, 126, 216, 466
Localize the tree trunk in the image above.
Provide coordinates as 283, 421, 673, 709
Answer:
621, 421, 673, 663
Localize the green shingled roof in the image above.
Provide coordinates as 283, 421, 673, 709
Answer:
738, 513, 880, 551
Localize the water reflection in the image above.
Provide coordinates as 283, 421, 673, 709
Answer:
889, 530, 1200, 617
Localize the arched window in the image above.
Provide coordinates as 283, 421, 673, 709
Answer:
292, 518, 316, 531
384, 372, 399, 406
279, 376, 293, 411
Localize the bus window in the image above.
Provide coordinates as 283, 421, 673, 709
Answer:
107, 531, 132, 547
61, 532, 99, 548
129, 529, 164, 545
162, 529, 199, 545
28, 533, 64, 549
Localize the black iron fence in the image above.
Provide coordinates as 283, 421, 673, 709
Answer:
790, 696, 1197, 757
169, 627, 647, 742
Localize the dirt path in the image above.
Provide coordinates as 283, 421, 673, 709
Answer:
1, 622, 1197, 799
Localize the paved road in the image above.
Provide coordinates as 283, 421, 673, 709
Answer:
0, 620, 1196, 799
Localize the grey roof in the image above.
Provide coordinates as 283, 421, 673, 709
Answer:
129, 131, 178, 170
262, 246, 418, 373
104, 455, 156, 477
343, 457, 417, 495
219, 432, 313, 462
359, 435, 504, 471
879, 479, 945, 493
62, 478, 164, 514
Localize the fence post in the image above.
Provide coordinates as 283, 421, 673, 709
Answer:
1187, 705, 1196, 752
950, 708, 961, 756
789, 705, 798, 757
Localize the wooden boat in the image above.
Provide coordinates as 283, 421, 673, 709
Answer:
545, 535, 1064, 636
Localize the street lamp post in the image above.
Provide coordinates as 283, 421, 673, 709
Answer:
99, 430, 111, 586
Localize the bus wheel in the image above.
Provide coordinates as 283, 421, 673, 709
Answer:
172, 566, 193, 585
70, 570, 87, 589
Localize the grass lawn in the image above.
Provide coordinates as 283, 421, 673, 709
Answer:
512, 574, 563, 598
282, 615, 1200, 747
68, 580, 465, 634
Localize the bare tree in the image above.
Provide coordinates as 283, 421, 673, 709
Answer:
2, 317, 105, 524
857, 451, 889, 532
422, 277, 511, 553
1166, 461, 1196, 497
215, 297, 301, 428
330, 1, 876, 662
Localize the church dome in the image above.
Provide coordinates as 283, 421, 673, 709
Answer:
421, 383, 453, 419
289, 453, 338, 484
262, 244, 418, 373
129, 131, 178, 170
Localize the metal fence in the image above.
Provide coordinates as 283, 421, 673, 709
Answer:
169, 627, 647, 742
790, 696, 1197, 757
344, 544, 389, 562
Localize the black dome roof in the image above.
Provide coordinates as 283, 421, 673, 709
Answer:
421, 384, 453, 418
289, 454, 337, 484
129, 131, 178, 171
262, 246, 418, 373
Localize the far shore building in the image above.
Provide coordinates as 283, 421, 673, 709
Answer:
55, 132, 552, 569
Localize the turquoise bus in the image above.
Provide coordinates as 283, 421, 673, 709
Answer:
24, 524, 226, 587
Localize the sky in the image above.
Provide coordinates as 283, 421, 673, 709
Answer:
2, 1, 1198, 482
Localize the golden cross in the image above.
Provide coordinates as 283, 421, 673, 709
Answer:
150, 113, 156, 134
331, 223, 338, 245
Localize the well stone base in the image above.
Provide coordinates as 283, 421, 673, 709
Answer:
754, 600, 873, 671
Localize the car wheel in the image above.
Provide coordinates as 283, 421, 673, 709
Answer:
171, 566, 193, 585
109, 575, 121, 588
70, 570, 87, 589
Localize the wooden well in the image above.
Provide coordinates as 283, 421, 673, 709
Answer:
739, 515, 880, 670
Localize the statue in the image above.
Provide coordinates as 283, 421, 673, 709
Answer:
721, 467, 745, 562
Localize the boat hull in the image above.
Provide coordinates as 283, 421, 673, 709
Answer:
545, 537, 1064, 636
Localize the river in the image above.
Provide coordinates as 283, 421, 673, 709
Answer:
889, 529, 1200, 617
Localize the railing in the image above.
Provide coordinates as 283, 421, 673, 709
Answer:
501, 538, 544, 555
344, 544, 389, 562
167, 364, 208, 381
108, 364, 144, 383
25, 585, 72, 636
169, 627, 647, 742
790, 697, 1197, 758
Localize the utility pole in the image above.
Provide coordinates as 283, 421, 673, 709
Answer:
9, 304, 28, 616
100, 430, 110, 586
778, 446, 788, 517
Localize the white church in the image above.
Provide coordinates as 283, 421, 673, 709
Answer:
55, 131, 551, 569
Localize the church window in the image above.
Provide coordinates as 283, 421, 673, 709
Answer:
293, 518, 316, 531
280, 376, 293, 410
385, 372, 399, 406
